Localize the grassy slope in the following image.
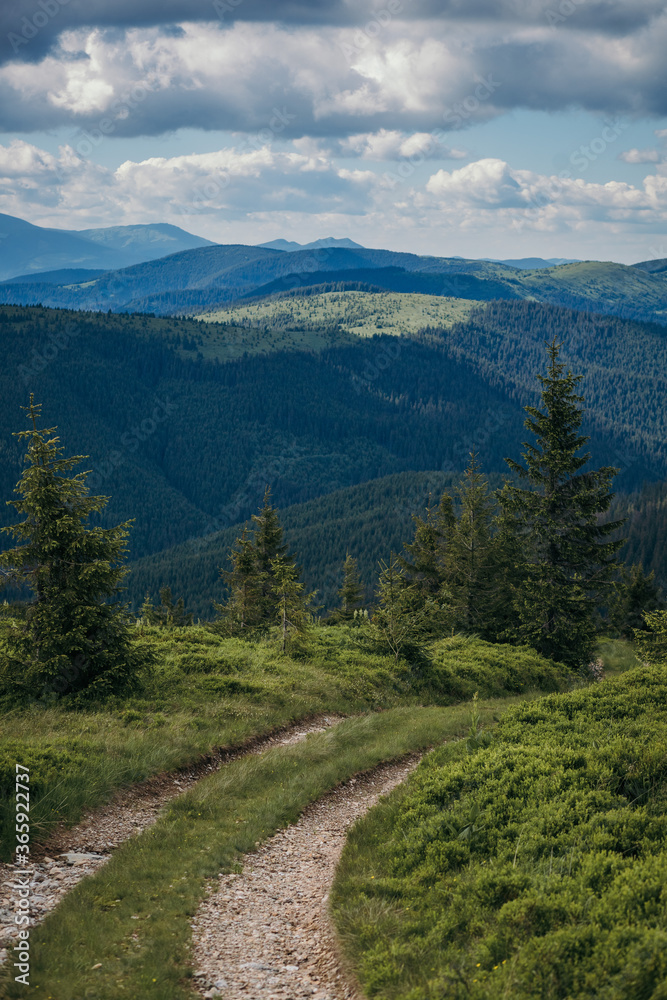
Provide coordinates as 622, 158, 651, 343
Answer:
0, 629, 568, 999
520, 260, 667, 322
0, 627, 566, 860
197, 291, 478, 339
1, 705, 510, 1000
331, 642, 665, 1000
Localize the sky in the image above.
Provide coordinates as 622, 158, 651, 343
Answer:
1, 0, 667, 262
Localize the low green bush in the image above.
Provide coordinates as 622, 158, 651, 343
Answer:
424, 635, 568, 700
332, 661, 667, 1000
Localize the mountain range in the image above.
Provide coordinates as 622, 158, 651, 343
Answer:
0, 213, 215, 280
0, 235, 666, 326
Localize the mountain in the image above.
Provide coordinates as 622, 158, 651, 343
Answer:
0, 213, 216, 281
75, 223, 216, 264
634, 257, 667, 275
493, 257, 580, 269
0, 295, 664, 581
258, 237, 365, 251
1, 268, 107, 286
1, 242, 666, 325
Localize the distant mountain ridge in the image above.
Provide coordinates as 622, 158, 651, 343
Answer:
491, 257, 580, 269
258, 237, 365, 251
0, 213, 216, 281
1, 241, 666, 325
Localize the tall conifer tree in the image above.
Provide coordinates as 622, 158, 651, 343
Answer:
0, 398, 151, 698
400, 492, 455, 597
335, 553, 364, 621
500, 340, 625, 667
270, 555, 316, 652
447, 453, 498, 634
214, 528, 265, 635
252, 486, 293, 622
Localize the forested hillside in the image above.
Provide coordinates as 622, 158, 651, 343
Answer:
123, 472, 664, 618
0, 299, 665, 608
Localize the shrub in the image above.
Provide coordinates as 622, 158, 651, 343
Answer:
332, 663, 667, 999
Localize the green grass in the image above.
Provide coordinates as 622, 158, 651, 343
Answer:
331, 663, 667, 1000
197, 291, 478, 342
0, 626, 567, 860
597, 636, 641, 676
0, 702, 517, 1000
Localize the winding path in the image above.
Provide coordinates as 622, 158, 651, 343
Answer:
0, 715, 344, 965
191, 755, 420, 1000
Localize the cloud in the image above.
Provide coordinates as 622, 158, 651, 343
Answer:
0, 137, 375, 227
423, 158, 661, 226
2, 0, 664, 70
426, 158, 525, 207
618, 148, 661, 164
1, 9, 667, 137
7, 137, 667, 240
339, 129, 467, 160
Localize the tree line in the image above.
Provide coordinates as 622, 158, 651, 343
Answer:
0, 341, 663, 703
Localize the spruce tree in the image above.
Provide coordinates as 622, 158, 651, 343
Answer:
252, 486, 292, 622
447, 453, 499, 635
335, 553, 364, 621
270, 556, 316, 653
0, 398, 151, 699
142, 587, 193, 627
610, 564, 663, 638
213, 528, 264, 636
500, 340, 625, 668
364, 554, 447, 661
400, 492, 455, 597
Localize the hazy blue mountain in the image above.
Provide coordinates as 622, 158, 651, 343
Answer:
258, 236, 365, 251
634, 258, 667, 274
1, 268, 107, 285
0, 213, 124, 280
76, 223, 216, 264
1, 235, 667, 326
0, 212, 216, 280
492, 257, 580, 269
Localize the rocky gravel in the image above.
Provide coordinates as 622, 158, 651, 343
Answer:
0, 715, 343, 966
192, 755, 420, 1000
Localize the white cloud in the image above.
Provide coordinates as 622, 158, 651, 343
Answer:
1, 15, 667, 137
618, 148, 661, 164
5, 138, 667, 263
426, 159, 525, 207
341, 129, 468, 161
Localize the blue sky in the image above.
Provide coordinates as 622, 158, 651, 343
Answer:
1, 0, 667, 262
